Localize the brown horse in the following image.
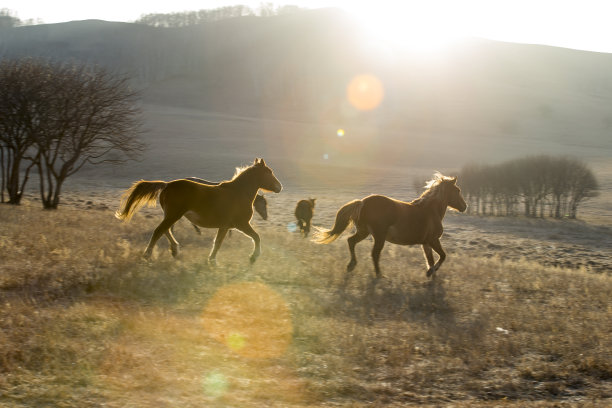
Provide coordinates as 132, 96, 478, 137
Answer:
294, 198, 316, 237
314, 173, 467, 278
116, 158, 282, 263
184, 177, 267, 235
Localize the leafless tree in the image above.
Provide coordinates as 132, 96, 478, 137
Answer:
0, 59, 51, 204
459, 155, 598, 219
34, 63, 145, 209
0, 59, 145, 208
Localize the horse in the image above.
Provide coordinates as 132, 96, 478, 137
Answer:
115, 158, 282, 264
314, 173, 467, 278
184, 177, 268, 235
294, 198, 316, 237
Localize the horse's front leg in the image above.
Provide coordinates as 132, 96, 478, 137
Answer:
235, 223, 261, 263
422, 244, 435, 277
208, 227, 229, 265
427, 238, 446, 278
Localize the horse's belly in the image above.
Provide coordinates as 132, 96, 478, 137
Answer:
385, 225, 423, 245
184, 211, 222, 228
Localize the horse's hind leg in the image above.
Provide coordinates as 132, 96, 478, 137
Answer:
144, 213, 184, 259
164, 229, 180, 258
304, 219, 311, 237
346, 227, 369, 273
370, 230, 387, 278
208, 227, 229, 265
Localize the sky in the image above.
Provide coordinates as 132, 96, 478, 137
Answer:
3, 0, 612, 54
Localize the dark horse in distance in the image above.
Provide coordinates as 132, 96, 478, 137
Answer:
294, 198, 316, 237
116, 158, 282, 263
315, 173, 467, 278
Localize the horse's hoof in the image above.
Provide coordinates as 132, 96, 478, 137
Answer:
426, 268, 435, 278
249, 256, 258, 264
208, 258, 217, 267
346, 262, 356, 272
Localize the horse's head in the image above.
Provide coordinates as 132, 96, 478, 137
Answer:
252, 158, 282, 193
445, 177, 467, 212
254, 194, 268, 220
309, 198, 316, 208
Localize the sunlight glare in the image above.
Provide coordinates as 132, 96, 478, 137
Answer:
348, 2, 463, 54
201, 282, 292, 359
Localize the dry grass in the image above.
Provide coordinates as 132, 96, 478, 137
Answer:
1, 203, 611, 407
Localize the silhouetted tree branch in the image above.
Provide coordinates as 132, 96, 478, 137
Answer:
0, 58, 145, 208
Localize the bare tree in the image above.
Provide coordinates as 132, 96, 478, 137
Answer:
33, 63, 145, 209
566, 160, 599, 218
0, 59, 51, 204
458, 155, 599, 219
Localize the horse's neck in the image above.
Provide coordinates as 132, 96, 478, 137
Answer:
228, 171, 259, 198
423, 196, 448, 219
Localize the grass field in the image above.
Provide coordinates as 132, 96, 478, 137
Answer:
1, 200, 611, 407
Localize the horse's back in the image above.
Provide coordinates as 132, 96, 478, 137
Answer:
360, 194, 424, 229
161, 179, 225, 210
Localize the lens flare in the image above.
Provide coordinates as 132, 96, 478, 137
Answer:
337, 128, 345, 137
347, 74, 384, 111
227, 332, 246, 352
201, 282, 292, 359
202, 371, 228, 399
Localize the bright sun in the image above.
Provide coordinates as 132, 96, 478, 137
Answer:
347, 2, 465, 54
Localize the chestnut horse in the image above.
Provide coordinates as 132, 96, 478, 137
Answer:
116, 158, 282, 263
184, 177, 267, 235
315, 173, 467, 278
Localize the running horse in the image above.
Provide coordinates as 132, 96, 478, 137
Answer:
115, 158, 282, 263
315, 173, 467, 278
294, 198, 316, 237
184, 177, 268, 235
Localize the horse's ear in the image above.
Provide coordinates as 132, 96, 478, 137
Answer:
451, 177, 457, 184
259, 158, 266, 166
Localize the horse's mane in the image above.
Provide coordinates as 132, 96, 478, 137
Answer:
232, 164, 252, 180
410, 172, 454, 206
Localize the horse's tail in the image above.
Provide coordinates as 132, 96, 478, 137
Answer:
313, 199, 363, 244
115, 180, 168, 221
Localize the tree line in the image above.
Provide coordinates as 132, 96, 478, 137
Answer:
0, 8, 42, 28
458, 156, 599, 219
135, 4, 304, 28
0, 58, 144, 208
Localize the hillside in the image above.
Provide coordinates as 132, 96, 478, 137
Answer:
2, 10, 612, 137
2, 9, 612, 219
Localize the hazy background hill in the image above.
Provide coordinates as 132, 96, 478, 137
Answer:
1, 8, 611, 213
